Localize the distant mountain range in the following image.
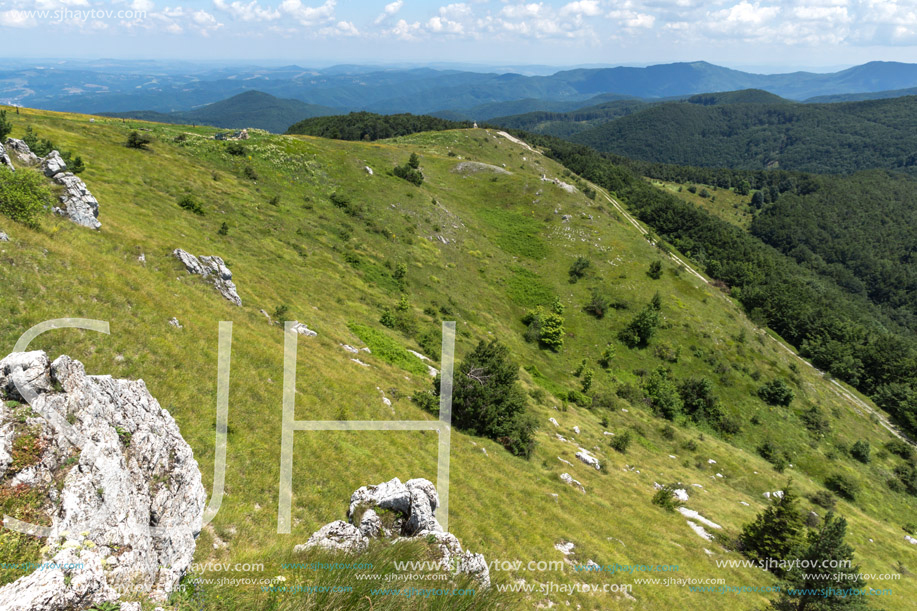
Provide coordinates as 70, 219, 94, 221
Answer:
5, 60, 917, 120
97, 91, 336, 133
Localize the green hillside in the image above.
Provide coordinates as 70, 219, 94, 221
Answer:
568, 95, 917, 175
100, 91, 338, 134
0, 109, 915, 610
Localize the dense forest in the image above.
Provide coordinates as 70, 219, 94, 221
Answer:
511, 131, 917, 438
286, 112, 470, 140
487, 99, 650, 138
549, 95, 917, 175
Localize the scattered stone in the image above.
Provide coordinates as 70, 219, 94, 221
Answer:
172, 249, 242, 306
168, 318, 183, 329
572, 426, 580, 435
575, 448, 601, 470
138, 253, 146, 264
686, 521, 715, 541
740, 501, 750, 506
350, 359, 370, 367
341, 344, 360, 354
560, 473, 585, 493
554, 541, 575, 556
259, 309, 271, 323
906, 535, 917, 545
0, 231, 8, 242
708, 459, 716, 464
0, 351, 205, 608
558, 457, 573, 467
52, 173, 101, 229
549, 417, 559, 427
556, 434, 568, 443
677, 507, 722, 530
673, 489, 689, 502
289, 321, 317, 337
364, 166, 373, 176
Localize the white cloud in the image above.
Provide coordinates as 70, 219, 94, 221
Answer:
213, 0, 280, 21
278, 0, 336, 25
374, 0, 403, 24
560, 0, 602, 16
0, 9, 36, 27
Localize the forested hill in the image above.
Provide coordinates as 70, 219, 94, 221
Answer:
567, 95, 917, 175
285, 112, 471, 140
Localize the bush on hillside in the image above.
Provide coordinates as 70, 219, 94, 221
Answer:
739, 483, 805, 576
522, 306, 565, 351
758, 379, 795, 406
824, 473, 858, 501
126, 131, 152, 150
0, 166, 53, 228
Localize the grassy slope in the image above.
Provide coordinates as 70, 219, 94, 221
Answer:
649, 179, 755, 230
0, 108, 915, 610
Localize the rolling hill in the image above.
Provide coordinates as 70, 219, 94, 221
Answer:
98, 91, 338, 133
0, 109, 915, 610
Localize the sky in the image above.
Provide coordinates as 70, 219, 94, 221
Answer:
1, 0, 916, 70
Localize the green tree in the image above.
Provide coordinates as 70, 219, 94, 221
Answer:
568, 256, 590, 282
648, 260, 663, 279
739, 483, 806, 576
408, 152, 420, 169
522, 306, 565, 351
759, 379, 795, 406
770, 513, 870, 611
644, 368, 682, 419
619, 302, 660, 348
446, 339, 536, 457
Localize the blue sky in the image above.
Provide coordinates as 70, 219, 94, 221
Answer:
1, 0, 916, 70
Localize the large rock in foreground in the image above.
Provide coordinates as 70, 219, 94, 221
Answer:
51, 172, 101, 230
4, 138, 39, 165
300, 477, 490, 587
0, 351, 206, 609
173, 248, 242, 306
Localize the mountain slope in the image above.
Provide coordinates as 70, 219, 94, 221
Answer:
99, 90, 338, 133
567, 95, 917, 174
0, 110, 914, 609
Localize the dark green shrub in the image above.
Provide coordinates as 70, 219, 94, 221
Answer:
126, 131, 152, 150
757, 439, 788, 472
0, 110, 10, 141
619, 303, 659, 348
522, 306, 564, 351
226, 142, 246, 156
568, 256, 590, 282
584, 288, 610, 318
850, 440, 870, 464
177, 194, 204, 215
648, 260, 663, 279
242, 165, 258, 181
678, 377, 722, 424
652, 484, 684, 512
824, 473, 858, 501
886, 439, 914, 460
808, 490, 836, 511
610, 430, 632, 453
800, 405, 830, 435
758, 379, 795, 406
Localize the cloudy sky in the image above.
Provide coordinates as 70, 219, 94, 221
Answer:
0, 0, 915, 70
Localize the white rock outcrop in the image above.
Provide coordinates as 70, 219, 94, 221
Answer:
0, 351, 206, 610
0, 142, 13, 170
173, 249, 242, 306
51, 172, 101, 230
575, 447, 601, 470
0, 230, 8, 242
40, 151, 67, 177
5, 138, 39, 165
290, 321, 317, 337
301, 477, 489, 586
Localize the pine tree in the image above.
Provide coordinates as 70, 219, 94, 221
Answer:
0, 110, 11, 141
739, 482, 806, 576
770, 513, 871, 610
